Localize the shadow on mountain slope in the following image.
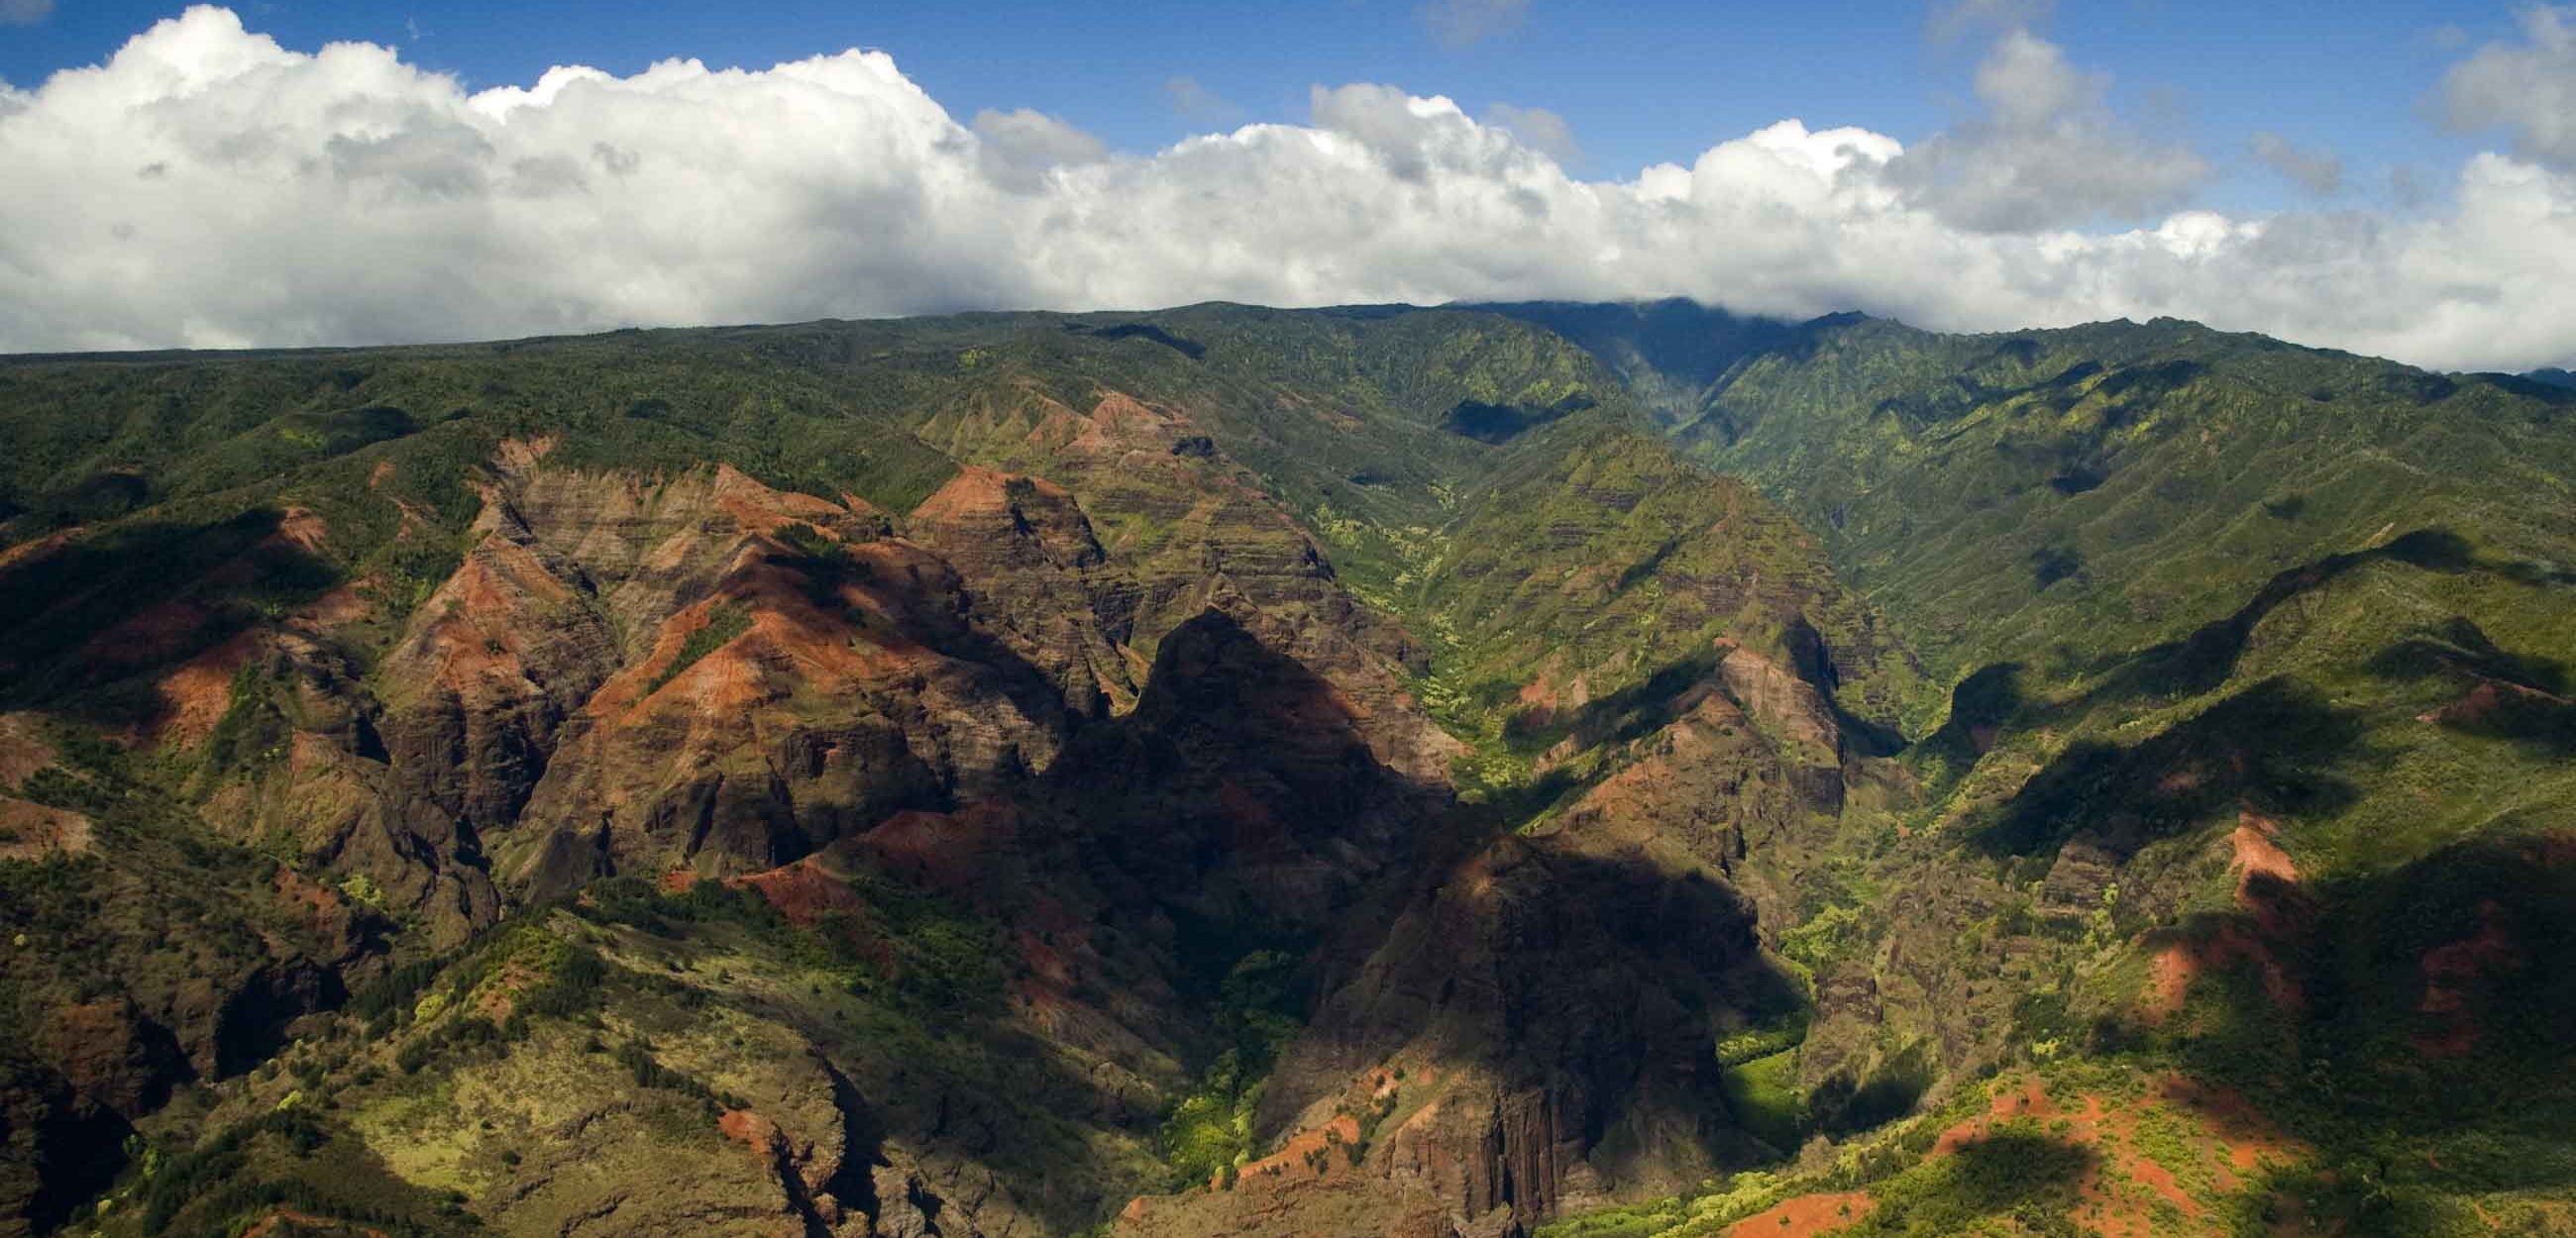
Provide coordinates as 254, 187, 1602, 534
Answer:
0, 508, 344, 725
1066, 612, 1838, 1235
1502, 651, 1723, 755
2119, 828, 2576, 1234
1048, 605, 1450, 939
1971, 677, 2371, 860
2370, 616, 2576, 760
1065, 320, 1209, 360
1123, 837, 1818, 1238
2081, 528, 2477, 707
1858, 1129, 2098, 1236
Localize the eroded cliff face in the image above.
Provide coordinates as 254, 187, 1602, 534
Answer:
395, 438, 1877, 1238
1, 384, 1905, 1238
1103, 639, 1877, 1238
1323, 838, 1782, 1189
922, 387, 1464, 785
908, 466, 1140, 719
376, 407, 1464, 909
357, 449, 1092, 900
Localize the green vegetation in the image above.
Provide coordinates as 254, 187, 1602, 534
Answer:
1158, 1050, 1268, 1191
129, 1106, 480, 1238
1156, 950, 1307, 1190
1675, 315, 2576, 724
1509, 305, 2576, 1237
1718, 1051, 1807, 1153
1842, 1129, 2093, 1237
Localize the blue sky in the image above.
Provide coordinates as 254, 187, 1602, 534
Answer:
0, 0, 2521, 213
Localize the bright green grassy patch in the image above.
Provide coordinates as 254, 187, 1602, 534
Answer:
1155, 950, 1307, 1190
1719, 1051, 1810, 1154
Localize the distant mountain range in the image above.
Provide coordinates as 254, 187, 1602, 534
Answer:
3, 301, 2572, 1238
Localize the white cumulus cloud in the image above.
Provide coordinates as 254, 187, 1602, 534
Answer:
1886, 29, 2209, 231
1482, 101, 1580, 166
973, 108, 1108, 192
8, 6, 2576, 373
2441, 5, 2576, 170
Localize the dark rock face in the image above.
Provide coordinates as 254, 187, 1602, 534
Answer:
1104, 628, 1880, 1235
1051, 607, 1443, 932
210, 962, 340, 1078
377, 530, 622, 832
37, 999, 182, 1120
1, 1051, 128, 1238
910, 466, 1140, 719
1250, 836, 1792, 1234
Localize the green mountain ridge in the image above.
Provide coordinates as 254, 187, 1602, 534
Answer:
0, 301, 2570, 1238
